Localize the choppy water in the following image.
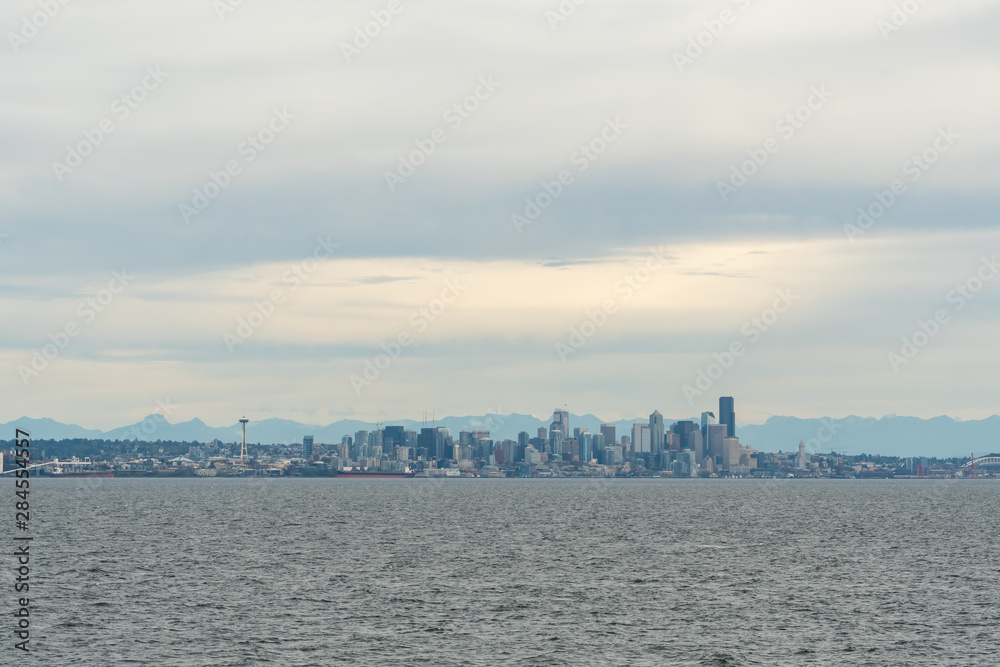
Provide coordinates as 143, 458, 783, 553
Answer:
8, 478, 1000, 665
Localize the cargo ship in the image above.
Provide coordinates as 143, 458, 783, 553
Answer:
336, 469, 415, 478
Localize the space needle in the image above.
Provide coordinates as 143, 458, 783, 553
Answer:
239, 416, 249, 462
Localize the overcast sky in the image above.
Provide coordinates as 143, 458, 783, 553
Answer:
1, 0, 998, 430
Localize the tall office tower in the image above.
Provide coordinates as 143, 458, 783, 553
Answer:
701, 411, 716, 440
689, 430, 704, 466
383, 426, 406, 453
673, 421, 700, 452
474, 436, 491, 461
549, 428, 564, 457
471, 430, 490, 459
600, 423, 616, 446
563, 437, 579, 461
605, 445, 623, 465
353, 430, 368, 458
591, 433, 606, 464
722, 437, 741, 470
369, 429, 383, 451
797, 440, 807, 469
719, 396, 736, 438
303, 435, 314, 459
418, 428, 439, 459
574, 427, 589, 441
579, 434, 592, 462
537, 427, 547, 440
706, 423, 728, 467
550, 409, 569, 437
666, 431, 680, 451
649, 411, 664, 458
631, 423, 651, 453
435, 427, 451, 461
517, 431, 530, 463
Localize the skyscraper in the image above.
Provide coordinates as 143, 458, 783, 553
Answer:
600, 423, 616, 446
353, 430, 368, 458
551, 408, 569, 437
649, 411, 664, 458
631, 423, 651, 453
303, 435, 314, 459
722, 437, 741, 470
719, 396, 735, 438
701, 411, 716, 436
549, 427, 564, 458
673, 421, 700, 453
706, 423, 728, 467
383, 426, 406, 455
579, 434, 592, 462
418, 428, 438, 459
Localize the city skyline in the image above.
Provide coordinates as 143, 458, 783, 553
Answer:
9, 391, 993, 480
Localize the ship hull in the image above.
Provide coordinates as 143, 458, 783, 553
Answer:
336, 471, 415, 479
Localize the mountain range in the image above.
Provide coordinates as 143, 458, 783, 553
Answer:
2, 413, 999, 458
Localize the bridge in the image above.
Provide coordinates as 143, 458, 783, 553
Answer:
962, 455, 1000, 472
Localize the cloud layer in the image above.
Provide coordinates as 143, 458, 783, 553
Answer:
1, 0, 998, 429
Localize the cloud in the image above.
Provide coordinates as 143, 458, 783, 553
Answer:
1, 0, 998, 428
